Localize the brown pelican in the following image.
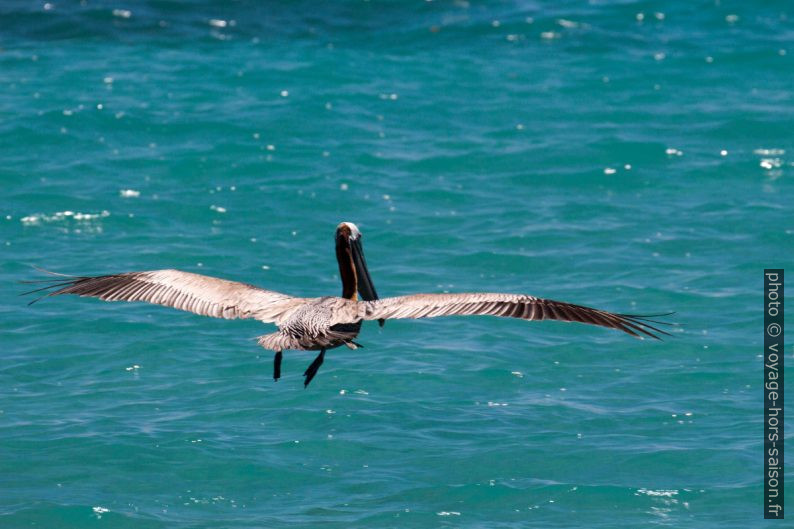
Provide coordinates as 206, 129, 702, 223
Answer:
24, 222, 670, 387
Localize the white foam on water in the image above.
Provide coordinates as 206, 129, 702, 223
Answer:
209, 19, 234, 28
636, 488, 679, 498
21, 210, 110, 225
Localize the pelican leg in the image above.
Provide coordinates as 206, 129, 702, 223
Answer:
273, 350, 283, 381
303, 348, 325, 388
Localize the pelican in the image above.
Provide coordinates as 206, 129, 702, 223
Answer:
25, 222, 670, 387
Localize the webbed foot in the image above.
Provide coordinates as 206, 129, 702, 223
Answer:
273, 351, 282, 381
303, 349, 325, 388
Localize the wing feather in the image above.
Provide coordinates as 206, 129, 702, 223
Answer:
358, 293, 671, 339
24, 269, 300, 324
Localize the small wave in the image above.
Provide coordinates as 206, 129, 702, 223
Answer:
21, 210, 110, 225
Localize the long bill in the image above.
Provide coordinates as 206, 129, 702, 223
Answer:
349, 237, 379, 302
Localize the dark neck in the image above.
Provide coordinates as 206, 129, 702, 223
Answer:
336, 242, 357, 300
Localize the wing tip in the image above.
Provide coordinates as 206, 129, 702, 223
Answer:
616, 313, 674, 340
20, 267, 87, 305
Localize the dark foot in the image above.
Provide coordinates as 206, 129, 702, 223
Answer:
273, 351, 282, 381
303, 349, 325, 388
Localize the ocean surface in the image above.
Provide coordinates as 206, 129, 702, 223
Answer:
1, 1, 792, 527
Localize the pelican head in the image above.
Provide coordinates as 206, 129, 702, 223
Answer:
335, 221, 379, 302
337, 221, 361, 240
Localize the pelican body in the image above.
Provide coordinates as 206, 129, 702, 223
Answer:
25, 222, 669, 387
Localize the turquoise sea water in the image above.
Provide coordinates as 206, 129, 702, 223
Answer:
2, 1, 793, 527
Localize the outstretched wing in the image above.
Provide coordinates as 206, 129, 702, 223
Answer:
23, 269, 301, 324
358, 293, 671, 339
